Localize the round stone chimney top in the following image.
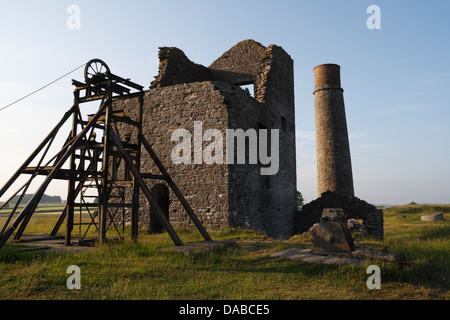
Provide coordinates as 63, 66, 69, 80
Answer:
313, 64, 341, 89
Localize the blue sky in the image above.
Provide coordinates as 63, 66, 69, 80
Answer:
0, 0, 449, 205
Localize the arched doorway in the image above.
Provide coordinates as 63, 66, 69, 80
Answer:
149, 184, 170, 234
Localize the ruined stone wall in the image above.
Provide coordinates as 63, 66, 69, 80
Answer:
142, 82, 230, 230
112, 40, 297, 238
259, 45, 297, 236
210, 40, 297, 237
150, 47, 212, 89
220, 82, 296, 237
114, 82, 230, 231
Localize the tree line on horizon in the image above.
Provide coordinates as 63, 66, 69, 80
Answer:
3, 194, 62, 205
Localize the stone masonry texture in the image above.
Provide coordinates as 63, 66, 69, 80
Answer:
112, 40, 297, 238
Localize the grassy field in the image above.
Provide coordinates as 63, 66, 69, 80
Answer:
0, 203, 66, 215
0, 204, 448, 300
0, 204, 95, 237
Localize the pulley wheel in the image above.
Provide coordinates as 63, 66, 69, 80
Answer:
84, 59, 110, 82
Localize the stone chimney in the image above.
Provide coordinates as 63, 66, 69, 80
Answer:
313, 64, 354, 197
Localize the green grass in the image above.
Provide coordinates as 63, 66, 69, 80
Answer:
0, 204, 449, 300
0, 204, 96, 237
380, 205, 450, 292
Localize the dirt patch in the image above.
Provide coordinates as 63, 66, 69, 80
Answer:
270, 246, 405, 266
12, 236, 95, 253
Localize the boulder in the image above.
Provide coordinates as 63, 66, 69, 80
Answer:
347, 219, 368, 235
304, 219, 369, 236
421, 213, 444, 221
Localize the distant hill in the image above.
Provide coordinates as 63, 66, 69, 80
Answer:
9, 194, 62, 204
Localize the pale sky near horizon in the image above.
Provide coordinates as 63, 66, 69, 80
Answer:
0, 0, 449, 205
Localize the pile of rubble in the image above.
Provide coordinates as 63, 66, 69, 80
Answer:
272, 208, 404, 266
304, 218, 368, 236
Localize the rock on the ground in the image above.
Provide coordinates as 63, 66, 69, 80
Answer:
303, 219, 368, 236
421, 213, 445, 221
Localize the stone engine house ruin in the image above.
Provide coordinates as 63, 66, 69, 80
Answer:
113, 40, 297, 238
0, 40, 386, 251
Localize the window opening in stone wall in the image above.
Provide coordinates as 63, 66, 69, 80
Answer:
239, 83, 254, 101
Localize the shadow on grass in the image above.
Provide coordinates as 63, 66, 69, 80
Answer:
158, 244, 349, 279
0, 244, 54, 263
1, 225, 448, 295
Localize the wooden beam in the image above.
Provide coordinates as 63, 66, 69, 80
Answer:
139, 133, 212, 242
109, 128, 183, 246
